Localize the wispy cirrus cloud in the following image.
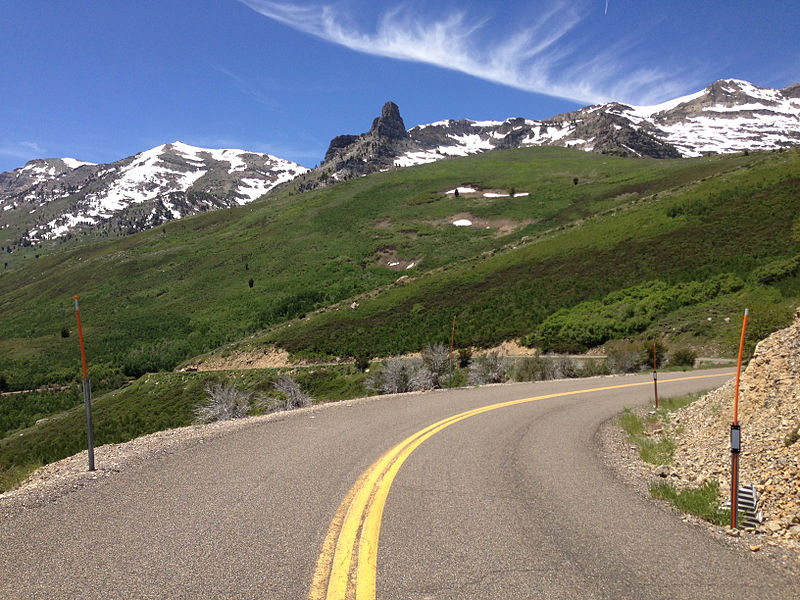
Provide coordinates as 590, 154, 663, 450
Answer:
211, 65, 282, 110
0, 140, 46, 161
240, 0, 696, 105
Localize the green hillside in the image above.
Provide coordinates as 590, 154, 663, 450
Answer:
1, 147, 798, 393
2, 145, 800, 492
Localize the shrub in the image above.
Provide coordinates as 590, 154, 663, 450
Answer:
457, 347, 473, 368
578, 359, 611, 377
262, 375, 313, 412
513, 355, 549, 382
534, 275, 743, 352
605, 344, 644, 373
469, 352, 509, 385
421, 343, 450, 388
639, 339, 667, 369
194, 382, 252, 422
751, 254, 800, 285
669, 348, 697, 368
556, 357, 578, 378
353, 353, 371, 372
367, 360, 431, 395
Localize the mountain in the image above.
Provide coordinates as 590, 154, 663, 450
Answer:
289, 79, 799, 191
3, 79, 798, 242
0, 142, 308, 245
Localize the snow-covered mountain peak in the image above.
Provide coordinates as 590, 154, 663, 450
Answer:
1, 143, 308, 243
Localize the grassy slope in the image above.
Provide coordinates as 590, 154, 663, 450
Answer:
2, 146, 800, 492
2, 146, 769, 389
263, 149, 800, 357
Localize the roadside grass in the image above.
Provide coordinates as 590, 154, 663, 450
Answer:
618, 392, 704, 465
619, 392, 730, 526
651, 480, 730, 526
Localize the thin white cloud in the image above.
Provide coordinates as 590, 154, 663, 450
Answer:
212, 65, 282, 110
240, 0, 697, 105
0, 140, 46, 162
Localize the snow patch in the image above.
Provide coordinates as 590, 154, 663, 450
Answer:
452, 219, 472, 226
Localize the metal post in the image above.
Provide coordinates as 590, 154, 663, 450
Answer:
449, 316, 456, 388
74, 296, 95, 471
730, 308, 748, 528
83, 377, 95, 471
653, 342, 658, 409
731, 424, 741, 527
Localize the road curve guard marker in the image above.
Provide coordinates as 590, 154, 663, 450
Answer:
309, 372, 734, 600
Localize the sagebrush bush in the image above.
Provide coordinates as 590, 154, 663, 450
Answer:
261, 375, 313, 412
556, 357, 578, 378
367, 359, 432, 395
605, 344, 645, 373
457, 347, 473, 368
194, 382, 252, 422
469, 352, 509, 385
421, 343, 450, 388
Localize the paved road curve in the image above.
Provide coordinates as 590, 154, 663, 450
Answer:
2, 369, 798, 599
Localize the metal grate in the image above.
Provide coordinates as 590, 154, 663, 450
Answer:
721, 484, 763, 528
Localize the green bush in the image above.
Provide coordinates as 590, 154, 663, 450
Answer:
457, 347, 473, 368
751, 254, 800, 285
531, 274, 744, 352
669, 348, 697, 368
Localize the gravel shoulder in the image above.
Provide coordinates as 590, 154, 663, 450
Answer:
597, 408, 800, 579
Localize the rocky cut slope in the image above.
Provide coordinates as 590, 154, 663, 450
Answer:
666, 309, 800, 546
0, 142, 307, 244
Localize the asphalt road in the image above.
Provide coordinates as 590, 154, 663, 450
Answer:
2, 369, 798, 599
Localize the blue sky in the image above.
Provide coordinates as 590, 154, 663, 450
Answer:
1, 0, 798, 173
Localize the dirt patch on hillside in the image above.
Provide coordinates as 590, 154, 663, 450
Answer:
476, 339, 539, 357
375, 247, 420, 271
446, 213, 534, 236
189, 347, 294, 371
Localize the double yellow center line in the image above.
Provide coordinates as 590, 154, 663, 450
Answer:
309, 372, 733, 600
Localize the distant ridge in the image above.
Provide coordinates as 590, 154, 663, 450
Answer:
291, 79, 799, 191
0, 142, 307, 244
2, 79, 798, 241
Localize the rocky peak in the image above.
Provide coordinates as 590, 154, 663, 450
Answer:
299, 101, 414, 192
782, 83, 800, 99
369, 101, 408, 141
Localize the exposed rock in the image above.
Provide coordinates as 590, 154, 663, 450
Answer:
666, 307, 800, 554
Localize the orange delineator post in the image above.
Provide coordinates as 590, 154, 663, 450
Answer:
730, 308, 748, 528
75, 296, 95, 471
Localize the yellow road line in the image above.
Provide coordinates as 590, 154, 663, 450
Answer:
310, 371, 734, 600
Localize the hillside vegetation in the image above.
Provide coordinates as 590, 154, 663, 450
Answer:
1, 147, 798, 393
2, 146, 800, 492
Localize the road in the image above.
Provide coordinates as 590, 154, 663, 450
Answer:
1, 369, 798, 599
